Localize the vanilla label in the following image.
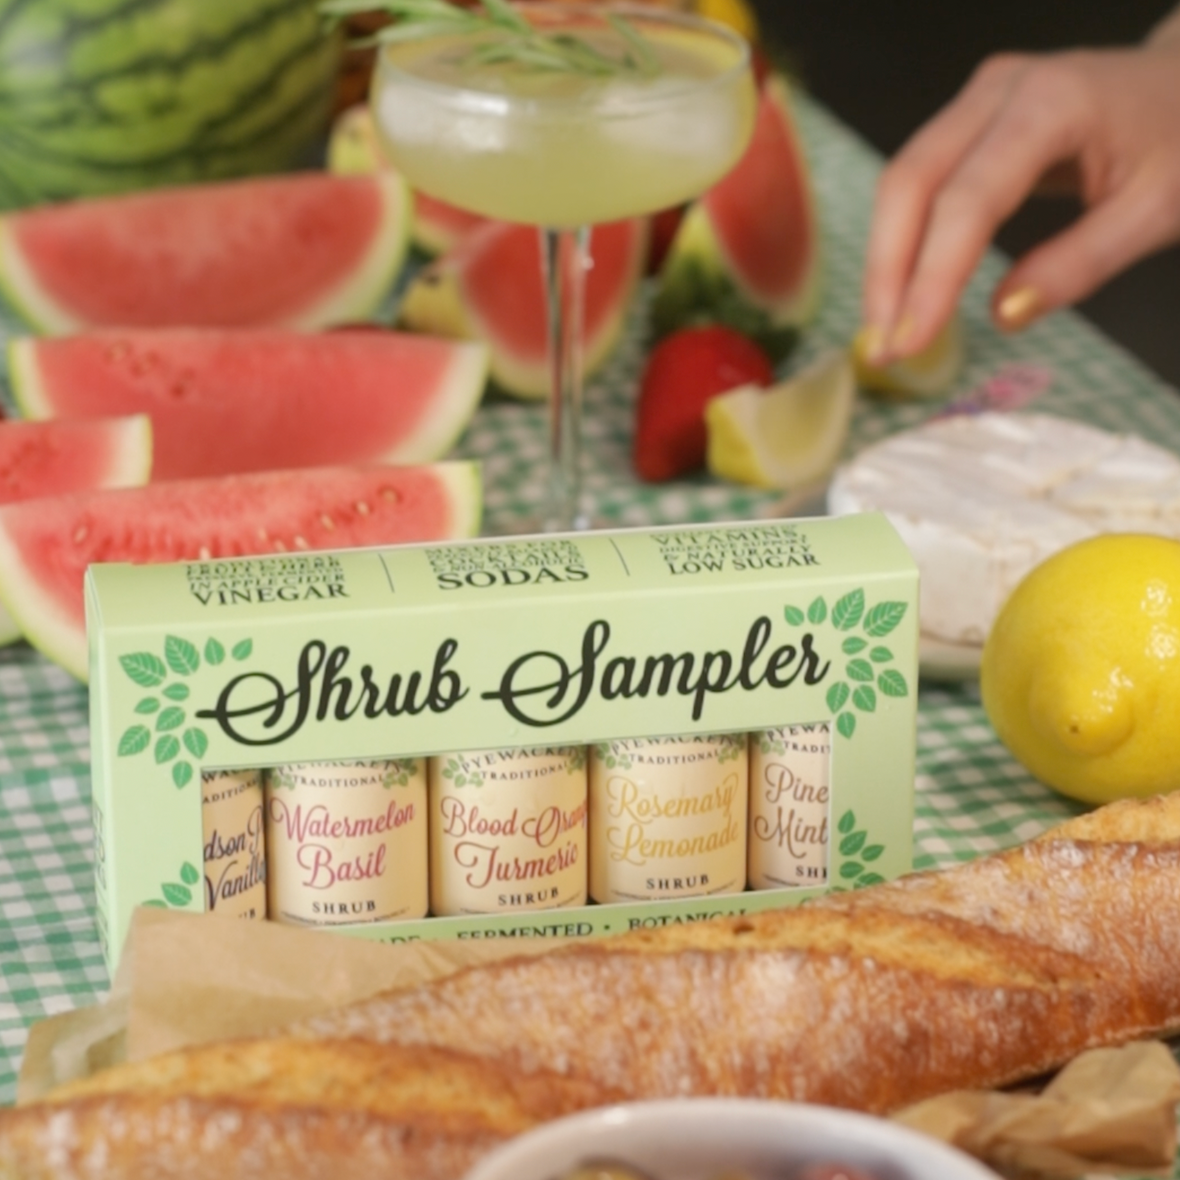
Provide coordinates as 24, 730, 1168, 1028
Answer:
265, 759, 428, 926
201, 768, 266, 920
429, 747, 588, 915
589, 734, 748, 902
748, 722, 830, 888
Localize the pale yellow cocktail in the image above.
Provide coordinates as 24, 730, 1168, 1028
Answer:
372, 11, 756, 227
362, 2, 755, 530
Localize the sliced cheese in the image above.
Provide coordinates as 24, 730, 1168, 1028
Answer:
827, 412, 1180, 647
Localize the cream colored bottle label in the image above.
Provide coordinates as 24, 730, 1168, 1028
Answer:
589, 733, 747, 903
201, 768, 266, 920
429, 747, 588, 915
748, 722, 830, 889
265, 759, 427, 926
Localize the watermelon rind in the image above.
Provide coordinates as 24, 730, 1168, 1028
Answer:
0, 460, 482, 681
650, 73, 820, 361
0, 414, 154, 504
286, 172, 412, 332
399, 219, 648, 401
0, 0, 343, 211
0, 413, 153, 647
327, 105, 490, 256
7, 330, 489, 477
0, 172, 414, 336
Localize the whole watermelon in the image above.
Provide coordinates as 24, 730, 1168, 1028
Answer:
0, 0, 343, 210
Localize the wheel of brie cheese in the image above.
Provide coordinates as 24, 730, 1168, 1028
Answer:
827, 412, 1180, 652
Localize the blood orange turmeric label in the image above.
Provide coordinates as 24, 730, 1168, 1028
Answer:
429, 747, 588, 915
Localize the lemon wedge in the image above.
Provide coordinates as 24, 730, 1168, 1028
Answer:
705, 349, 855, 490
694, 0, 760, 42
853, 311, 964, 399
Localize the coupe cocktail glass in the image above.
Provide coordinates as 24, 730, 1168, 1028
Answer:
372, 3, 756, 531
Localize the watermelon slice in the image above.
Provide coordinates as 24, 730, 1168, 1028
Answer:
327, 104, 490, 256
398, 218, 648, 400
652, 74, 820, 358
0, 415, 152, 505
0, 462, 480, 681
0, 173, 411, 335
10, 329, 488, 480
0, 414, 153, 645
412, 193, 495, 258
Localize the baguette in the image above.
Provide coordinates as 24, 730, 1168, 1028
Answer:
0, 1038, 617, 1180
6, 792, 1180, 1180
294, 791, 1180, 1114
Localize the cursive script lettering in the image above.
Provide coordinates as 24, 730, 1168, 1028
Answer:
196, 639, 466, 745
482, 618, 830, 727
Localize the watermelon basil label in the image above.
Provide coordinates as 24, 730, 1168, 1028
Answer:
87, 514, 919, 972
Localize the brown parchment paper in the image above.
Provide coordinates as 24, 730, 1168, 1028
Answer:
17, 908, 1180, 1178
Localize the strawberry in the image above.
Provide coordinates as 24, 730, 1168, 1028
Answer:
633, 325, 774, 482
645, 203, 687, 275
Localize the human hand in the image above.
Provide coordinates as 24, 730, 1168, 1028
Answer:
861, 16, 1180, 364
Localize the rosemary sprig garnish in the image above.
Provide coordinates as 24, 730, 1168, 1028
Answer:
320, 0, 662, 78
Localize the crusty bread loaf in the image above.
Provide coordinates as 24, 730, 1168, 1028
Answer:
0, 1038, 617, 1180
294, 791, 1180, 1114
6, 792, 1180, 1179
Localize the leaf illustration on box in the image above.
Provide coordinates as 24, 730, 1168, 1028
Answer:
271, 766, 298, 791
594, 743, 633, 770
784, 592, 910, 740
757, 730, 787, 756
829, 808, 886, 890
141, 861, 202, 911
116, 634, 253, 786
717, 735, 745, 763
566, 745, 588, 772
381, 760, 418, 788
441, 756, 484, 787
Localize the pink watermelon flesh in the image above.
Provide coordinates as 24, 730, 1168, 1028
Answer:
414, 191, 491, 255
4, 173, 399, 330
461, 218, 645, 367
0, 462, 478, 680
0, 415, 150, 504
13, 328, 487, 480
703, 80, 815, 305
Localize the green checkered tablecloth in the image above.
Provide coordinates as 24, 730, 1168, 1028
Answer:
1, 94, 1177, 1112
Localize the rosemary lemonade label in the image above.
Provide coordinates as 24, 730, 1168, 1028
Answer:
589, 734, 748, 902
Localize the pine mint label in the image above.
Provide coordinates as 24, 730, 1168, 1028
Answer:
749, 721, 831, 889
87, 513, 918, 974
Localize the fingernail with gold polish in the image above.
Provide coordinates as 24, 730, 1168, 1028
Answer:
858, 324, 888, 365
996, 286, 1042, 331
887, 314, 917, 357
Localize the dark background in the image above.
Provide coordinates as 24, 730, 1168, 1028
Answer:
748, 0, 1180, 388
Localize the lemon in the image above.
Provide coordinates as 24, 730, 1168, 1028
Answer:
693, 0, 760, 42
852, 311, 964, 400
981, 533, 1180, 805
705, 349, 855, 490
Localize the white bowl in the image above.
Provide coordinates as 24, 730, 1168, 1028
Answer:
463, 1098, 1001, 1180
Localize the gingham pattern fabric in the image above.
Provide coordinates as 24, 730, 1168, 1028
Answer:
1, 94, 1178, 1124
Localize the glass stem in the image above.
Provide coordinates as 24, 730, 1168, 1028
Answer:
540, 225, 591, 532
